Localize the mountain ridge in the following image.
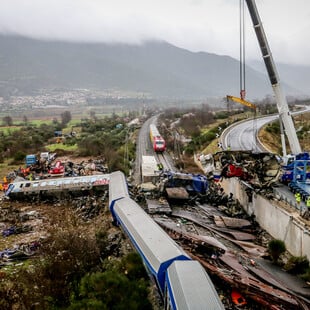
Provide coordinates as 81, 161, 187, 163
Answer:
0, 34, 308, 100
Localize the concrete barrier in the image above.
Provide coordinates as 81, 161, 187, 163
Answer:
221, 178, 310, 260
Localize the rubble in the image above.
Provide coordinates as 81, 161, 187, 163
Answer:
197, 150, 281, 189
154, 207, 310, 309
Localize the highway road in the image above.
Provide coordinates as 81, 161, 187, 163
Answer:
222, 106, 310, 152
221, 106, 310, 213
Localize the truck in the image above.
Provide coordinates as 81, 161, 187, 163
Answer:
25, 154, 38, 167
284, 155, 310, 202
280, 152, 310, 184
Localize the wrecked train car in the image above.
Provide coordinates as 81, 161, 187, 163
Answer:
5, 174, 109, 200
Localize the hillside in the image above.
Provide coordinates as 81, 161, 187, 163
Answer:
0, 34, 291, 100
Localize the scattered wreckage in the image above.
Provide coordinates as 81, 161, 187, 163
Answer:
198, 150, 281, 188
154, 206, 310, 309
2, 153, 110, 200
135, 151, 281, 213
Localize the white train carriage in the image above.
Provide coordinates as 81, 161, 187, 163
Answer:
108, 171, 223, 307
5, 174, 109, 199
165, 260, 225, 310
110, 196, 190, 294
108, 171, 130, 208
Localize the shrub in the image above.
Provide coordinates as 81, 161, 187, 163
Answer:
13, 150, 26, 163
284, 256, 309, 274
268, 239, 286, 264
69, 253, 152, 310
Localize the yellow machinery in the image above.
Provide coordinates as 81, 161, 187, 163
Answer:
226, 95, 256, 110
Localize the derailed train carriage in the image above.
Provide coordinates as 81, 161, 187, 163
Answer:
109, 171, 224, 309
5, 174, 109, 200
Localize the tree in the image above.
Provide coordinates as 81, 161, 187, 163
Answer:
69, 253, 152, 310
89, 110, 97, 122
22, 115, 28, 125
2, 116, 13, 126
61, 111, 72, 127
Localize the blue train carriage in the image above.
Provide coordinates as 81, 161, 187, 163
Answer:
110, 196, 191, 295
165, 260, 225, 310
109, 171, 130, 209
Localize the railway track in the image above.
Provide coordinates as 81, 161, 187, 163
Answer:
155, 152, 175, 171
130, 115, 310, 309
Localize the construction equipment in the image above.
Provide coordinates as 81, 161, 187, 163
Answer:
245, 0, 302, 157
25, 154, 38, 167
281, 152, 310, 202
226, 95, 256, 110
245, 0, 309, 197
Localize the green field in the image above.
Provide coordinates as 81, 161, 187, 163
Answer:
45, 143, 78, 152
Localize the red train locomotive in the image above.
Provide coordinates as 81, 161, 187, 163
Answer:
150, 124, 166, 152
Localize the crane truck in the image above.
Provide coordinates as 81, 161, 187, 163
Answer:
245, 0, 310, 200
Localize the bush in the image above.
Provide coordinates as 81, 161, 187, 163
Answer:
13, 150, 26, 163
265, 122, 280, 134
268, 239, 286, 264
284, 256, 309, 274
69, 253, 152, 310
301, 268, 310, 283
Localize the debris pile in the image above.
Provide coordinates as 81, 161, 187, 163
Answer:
5, 154, 108, 183
154, 204, 310, 309
198, 151, 281, 189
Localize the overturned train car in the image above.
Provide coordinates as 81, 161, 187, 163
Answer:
5, 174, 109, 200
109, 171, 224, 310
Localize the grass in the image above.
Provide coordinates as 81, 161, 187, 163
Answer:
0, 160, 21, 179
0, 126, 22, 135
45, 143, 78, 152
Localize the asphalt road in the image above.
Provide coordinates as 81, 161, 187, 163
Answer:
222, 106, 310, 152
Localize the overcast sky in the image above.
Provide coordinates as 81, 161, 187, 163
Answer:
1, 0, 310, 66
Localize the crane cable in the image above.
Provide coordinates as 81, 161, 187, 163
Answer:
240, 0, 257, 150
239, 0, 246, 100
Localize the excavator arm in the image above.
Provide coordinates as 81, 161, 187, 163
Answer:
226, 95, 256, 110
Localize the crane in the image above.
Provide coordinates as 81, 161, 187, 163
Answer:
226, 95, 256, 110
245, 0, 302, 156
226, 2, 256, 127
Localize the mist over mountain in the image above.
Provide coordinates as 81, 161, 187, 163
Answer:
248, 60, 310, 98
0, 34, 308, 100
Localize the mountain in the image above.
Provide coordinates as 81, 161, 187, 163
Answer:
249, 60, 310, 98
0, 34, 307, 100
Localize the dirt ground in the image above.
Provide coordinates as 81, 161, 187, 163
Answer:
0, 154, 112, 268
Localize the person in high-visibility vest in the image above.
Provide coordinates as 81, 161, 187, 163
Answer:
306, 196, 310, 210
295, 192, 301, 213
